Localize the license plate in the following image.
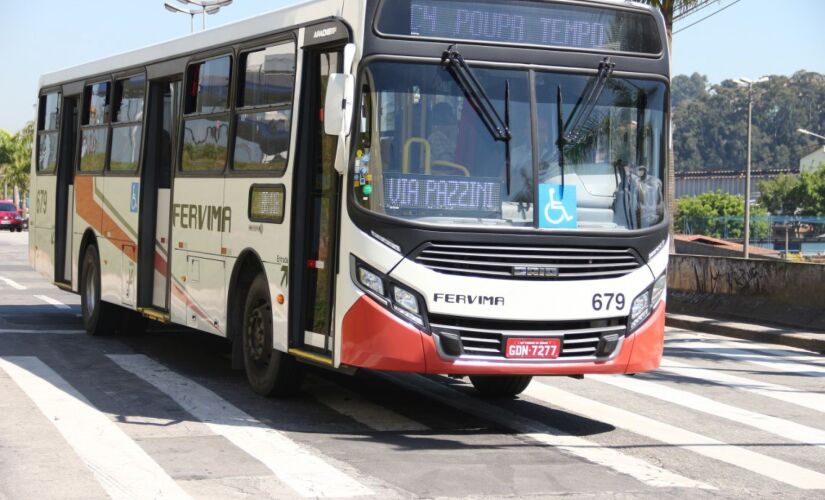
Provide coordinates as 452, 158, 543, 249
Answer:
505, 338, 561, 359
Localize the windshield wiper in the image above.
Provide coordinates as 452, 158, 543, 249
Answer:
563, 57, 615, 144
442, 45, 513, 191
442, 45, 511, 142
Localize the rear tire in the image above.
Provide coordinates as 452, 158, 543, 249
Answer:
469, 375, 532, 397
80, 245, 121, 336
15, 227, 22, 232
242, 273, 304, 396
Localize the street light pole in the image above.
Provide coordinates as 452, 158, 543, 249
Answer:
798, 128, 825, 141
735, 76, 767, 259
163, 0, 232, 33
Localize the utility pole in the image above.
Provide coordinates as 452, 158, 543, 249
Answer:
735, 76, 767, 259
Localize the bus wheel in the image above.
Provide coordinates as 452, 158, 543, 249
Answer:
469, 375, 532, 397
242, 273, 304, 396
80, 245, 120, 336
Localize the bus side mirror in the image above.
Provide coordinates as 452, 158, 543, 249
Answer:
323, 73, 354, 138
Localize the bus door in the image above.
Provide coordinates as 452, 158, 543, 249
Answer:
54, 94, 79, 285
137, 80, 179, 314
290, 45, 344, 356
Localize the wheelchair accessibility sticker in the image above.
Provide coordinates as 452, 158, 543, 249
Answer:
539, 183, 576, 229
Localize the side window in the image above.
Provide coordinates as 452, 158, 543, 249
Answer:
80, 81, 111, 173
233, 41, 296, 173
181, 56, 232, 172
37, 92, 61, 174
110, 74, 145, 172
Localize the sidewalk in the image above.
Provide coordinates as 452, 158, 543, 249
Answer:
666, 313, 825, 354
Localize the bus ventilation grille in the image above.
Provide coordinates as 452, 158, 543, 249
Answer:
428, 315, 628, 360
413, 243, 642, 280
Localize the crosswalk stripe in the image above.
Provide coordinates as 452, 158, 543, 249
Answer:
380, 373, 713, 489
306, 380, 430, 432
660, 358, 825, 414
33, 295, 72, 310
0, 276, 26, 289
591, 374, 825, 449
667, 341, 825, 375
0, 356, 190, 500
525, 381, 825, 489
108, 354, 372, 498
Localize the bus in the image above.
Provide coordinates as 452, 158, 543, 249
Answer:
29, 0, 670, 397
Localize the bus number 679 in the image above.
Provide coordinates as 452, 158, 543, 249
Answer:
592, 293, 625, 311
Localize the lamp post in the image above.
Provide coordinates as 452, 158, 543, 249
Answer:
163, 0, 233, 32
798, 128, 825, 141
734, 76, 768, 259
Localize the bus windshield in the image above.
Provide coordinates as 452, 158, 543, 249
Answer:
352, 61, 666, 231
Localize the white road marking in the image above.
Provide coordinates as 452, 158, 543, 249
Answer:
591, 374, 825, 449
660, 358, 825, 414
0, 276, 26, 290
0, 356, 190, 500
667, 341, 825, 375
108, 354, 372, 498
525, 381, 825, 489
0, 329, 84, 335
33, 295, 72, 310
307, 381, 429, 432
381, 373, 713, 489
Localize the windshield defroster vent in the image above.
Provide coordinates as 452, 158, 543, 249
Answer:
413, 243, 642, 280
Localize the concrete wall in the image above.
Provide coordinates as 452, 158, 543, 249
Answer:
668, 255, 825, 330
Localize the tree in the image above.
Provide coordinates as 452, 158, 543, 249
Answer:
676, 190, 768, 239
671, 72, 708, 108
0, 122, 34, 206
758, 174, 802, 215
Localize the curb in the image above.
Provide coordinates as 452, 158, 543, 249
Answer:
666, 315, 825, 354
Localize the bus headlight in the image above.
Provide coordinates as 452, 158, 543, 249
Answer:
392, 286, 419, 315
357, 267, 384, 296
352, 256, 427, 329
629, 273, 666, 332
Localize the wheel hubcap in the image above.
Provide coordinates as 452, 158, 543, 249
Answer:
247, 304, 270, 364
85, 265, 97, 314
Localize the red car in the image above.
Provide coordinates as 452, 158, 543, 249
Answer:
0, 200, 24, 232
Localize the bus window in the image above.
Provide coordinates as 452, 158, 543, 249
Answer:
233, 41, 296, 173
37, 92, 61, 174
110, 74, 146, 172
80, 81, 111, 173
181, 56, 231, 172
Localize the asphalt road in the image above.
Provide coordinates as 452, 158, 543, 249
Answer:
1, 230, 824, 499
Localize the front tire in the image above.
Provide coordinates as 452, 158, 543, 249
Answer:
469, 375, 533, 397
242, 273, 304, 396
80, 245, 121, 336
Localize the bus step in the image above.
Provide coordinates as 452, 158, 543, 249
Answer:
138, 307, 171, 323
288, 348, 333, 367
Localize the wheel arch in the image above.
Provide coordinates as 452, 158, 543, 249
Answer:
227, 249, 267, 368
77, 228, 98, 285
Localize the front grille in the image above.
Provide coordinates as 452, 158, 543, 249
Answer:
414, 243, 642, 280
429, 315, 627, 361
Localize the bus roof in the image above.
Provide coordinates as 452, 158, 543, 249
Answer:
39, 0, 342, 89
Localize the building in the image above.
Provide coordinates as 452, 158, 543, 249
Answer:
800, 147, 825, 173
675, 168, 797, 201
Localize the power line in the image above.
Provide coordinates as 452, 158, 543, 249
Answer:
674, 0, 744, 34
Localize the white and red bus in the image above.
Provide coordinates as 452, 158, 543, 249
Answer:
30, 0, 670, 397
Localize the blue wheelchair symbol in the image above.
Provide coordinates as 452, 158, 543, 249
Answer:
130, 183, 139, 213
539, 184, 577, 229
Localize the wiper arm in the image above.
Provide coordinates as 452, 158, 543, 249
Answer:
556, 85, 566, 190
563, 57, 615, 144
442, 45, 512, 142
504, 79, 512, 194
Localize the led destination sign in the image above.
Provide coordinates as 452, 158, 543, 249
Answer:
378, 0, 661, 54
383, 174, 501, 216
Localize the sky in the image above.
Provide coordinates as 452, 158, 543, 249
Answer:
1, 0, 823, 132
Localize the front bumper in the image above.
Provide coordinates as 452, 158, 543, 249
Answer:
340, 295, 665, 375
